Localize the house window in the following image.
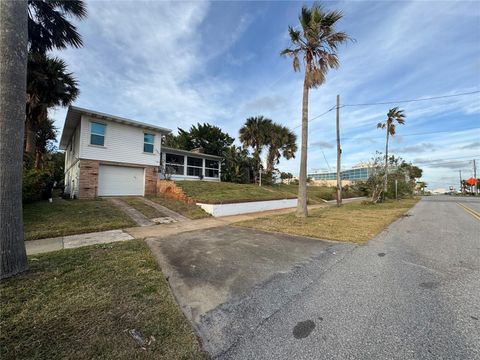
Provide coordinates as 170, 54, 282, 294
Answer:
144, 133, 155, 153
165, 153, 184, 175
187, 156, 203, 177
90, 122, 106, 146
205, 159, 219, 178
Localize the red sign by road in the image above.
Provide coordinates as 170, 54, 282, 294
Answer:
466, 177, 478, 186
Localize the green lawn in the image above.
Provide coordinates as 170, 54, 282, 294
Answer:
121, 197, 167, 219
0, 240, 206, 360
23, 199, 135, 240
236, 198, 419, 244
175, 181, 361, 204
147, 196, 210, 220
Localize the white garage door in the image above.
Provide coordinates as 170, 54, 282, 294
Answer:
98, 165, 145, 196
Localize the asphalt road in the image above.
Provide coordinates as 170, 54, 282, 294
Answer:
211, 196, 480, 359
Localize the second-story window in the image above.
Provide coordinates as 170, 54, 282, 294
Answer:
144, 133, 155, 153
90, 122, 106, 146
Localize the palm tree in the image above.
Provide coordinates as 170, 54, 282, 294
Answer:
281, 2, 350, 217
34, 117, 57, 169
25, 55, 79, 155
28, 0, 87, 54
266, 124, 297, 174
1, 0, 29, 279
222, 145, 253, 184
377, 107, 406, 195
239, 116, 272, 184
25, 0, 85, 155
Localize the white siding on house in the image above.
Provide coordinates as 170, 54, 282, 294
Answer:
79, 115, 162, 166
64, 125, 80, 170
64, 161, 80, 198
64, 125, 81, 197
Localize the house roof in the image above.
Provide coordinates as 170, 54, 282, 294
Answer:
162, 146, 223, 160
59, 106, 172, 150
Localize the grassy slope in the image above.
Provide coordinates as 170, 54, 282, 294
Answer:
147, 196, 210, 220
24, 199, 136, 241
0, 240, 206, 360
175, 181, 364, 204
175, 181, 329, 204
236, 198, 419, 244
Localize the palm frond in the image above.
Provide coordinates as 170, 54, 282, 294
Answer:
322, 9, 343, 27
288, 26, 302, 44
293, 55, 300, 72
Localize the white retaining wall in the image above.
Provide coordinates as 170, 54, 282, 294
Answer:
197, 198, 298, 217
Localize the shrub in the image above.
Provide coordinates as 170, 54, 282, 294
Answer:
23, 168, 50, 203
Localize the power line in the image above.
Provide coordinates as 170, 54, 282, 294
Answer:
302, 90, 479, 129
406, 156, 479, 165
340, 128, 480, 141
321, 149, 331, 171
293, 105, 336, 130
341, 90, 480, 107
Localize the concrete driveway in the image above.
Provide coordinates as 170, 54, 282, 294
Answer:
146, 226, 351, 356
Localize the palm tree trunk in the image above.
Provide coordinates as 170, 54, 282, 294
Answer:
384, 130, 389, 195
0, 0, 28, 279
35, 149, 43, 169
25, 120, 36, 154
296, 71, 309, 217
266, 148, 275, 174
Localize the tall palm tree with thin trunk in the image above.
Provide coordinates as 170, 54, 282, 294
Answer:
281, 2, 350, 217
377, 107, 406, 196
239, 116, 272, 185
1, 0, 29, 279
266, 124, 297, 174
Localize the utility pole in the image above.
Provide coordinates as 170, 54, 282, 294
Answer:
395, 179, 398, 200
474, 159, 478, 195
336, 94, 342, 206
459, 170, 463, 194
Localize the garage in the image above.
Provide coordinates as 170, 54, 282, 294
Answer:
98, 165, 145, 196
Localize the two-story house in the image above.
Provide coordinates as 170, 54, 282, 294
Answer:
59, 106, 222, 199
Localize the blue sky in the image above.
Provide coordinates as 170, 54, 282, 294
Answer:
51, 0, 480, 190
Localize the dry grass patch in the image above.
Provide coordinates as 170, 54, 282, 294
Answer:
236, 198, 419, 244
0, 240, 206, 360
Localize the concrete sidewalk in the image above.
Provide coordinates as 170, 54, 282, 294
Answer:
26, 229, 134, 255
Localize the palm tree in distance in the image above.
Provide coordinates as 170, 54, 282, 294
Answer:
281, 2, 351, 217
239, 116, 273, 185
377, 107, 406, 196
266, 124, 297, 174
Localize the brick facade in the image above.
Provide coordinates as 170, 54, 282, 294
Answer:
78, 159, 99, 198
144, 166, 158, 196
